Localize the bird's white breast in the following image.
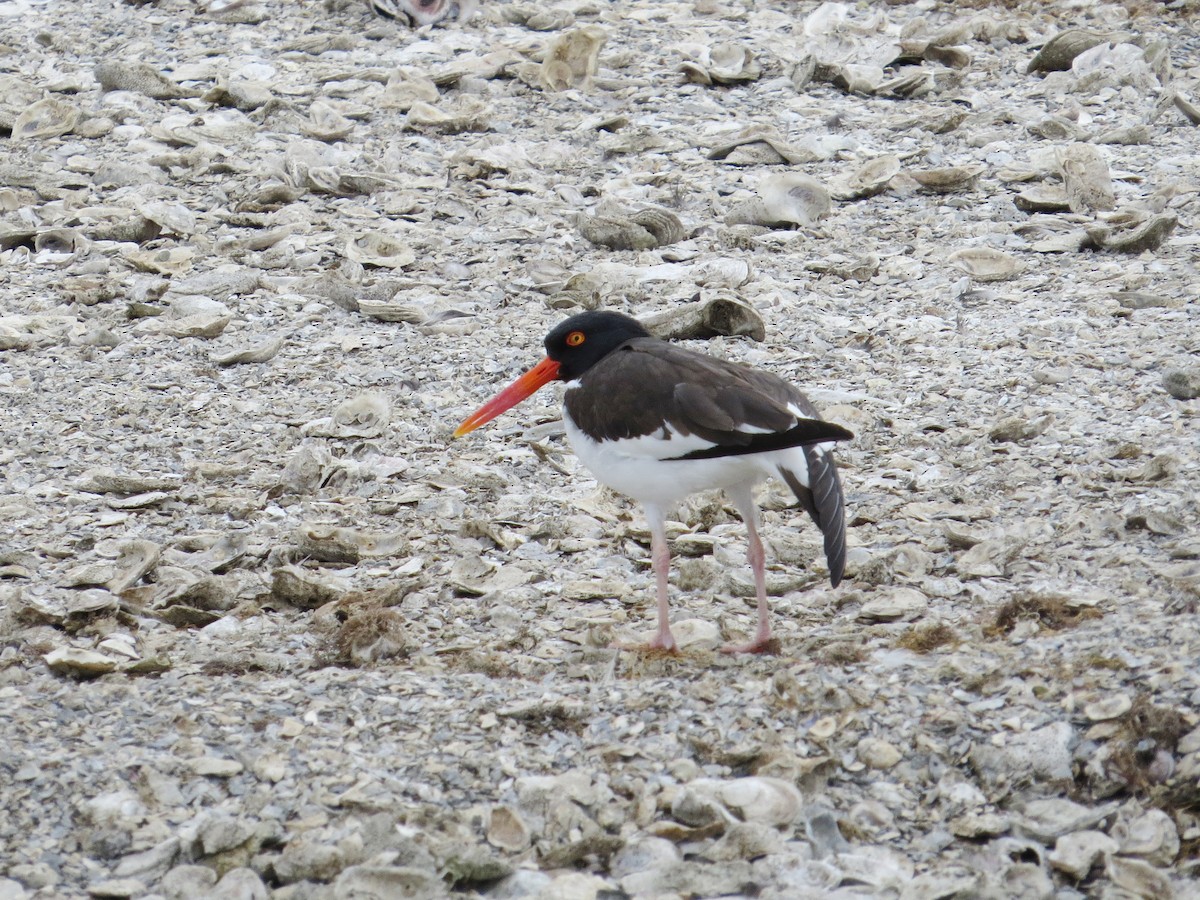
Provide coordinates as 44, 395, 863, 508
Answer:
562, 405, 817, 510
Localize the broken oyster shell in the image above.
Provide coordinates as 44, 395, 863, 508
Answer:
1084, 212, 1177, 253
538, 25, 607, 92
578, 207, 685, 250
910, 164, 985, 193
726, 173, 831, 229
11, 97, 81, 141
707, 127, 822, 166
680, 44, 761, 86
343, 233, 416, 268
1013, 185, 1071, 213
948, 248, 1024, 282
1026, 29, 1132, 74
1058, 143, 1115, 213
301, 101, 356, 143
829, 155, 900, 200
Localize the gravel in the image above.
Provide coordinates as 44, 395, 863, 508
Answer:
1, 0, 1198, 897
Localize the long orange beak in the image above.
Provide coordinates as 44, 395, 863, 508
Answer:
453, 356, 561, 437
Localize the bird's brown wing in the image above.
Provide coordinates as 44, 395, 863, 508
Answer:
565, 338, 852, 451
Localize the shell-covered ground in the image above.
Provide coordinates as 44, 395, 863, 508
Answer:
1, 0, 1199, 897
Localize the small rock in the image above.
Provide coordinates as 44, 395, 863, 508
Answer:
1048, 830, 1118, 879
534, 872, 616, 900
670, 617, 721, 651
333, 865, 442, 900
84, 878, 145, 898
210, 868, 268, 900
197, 815, 254, 856
858, 588, 927, 622
274, 834, 351, 884
487, 805, 531, 853
44, 647, 118, 678
1014, 798, 1118, 842
1162, 367, 1200, 400
1105, 855, 1175, 899
112, 837, 181, 881
161, 865, 217, 900
489, 870, 553, 898
1114, 808, 1180, 866
185, 757, 244, 777
970, 722, 1076, 787
611, 836, 681, 878
702, 821, 782, 861
7, 864, 56, 890
199, 615, 242, 639
1084, 693, 1132, 721
898, 867, 981, 900
857, 737, 902, 769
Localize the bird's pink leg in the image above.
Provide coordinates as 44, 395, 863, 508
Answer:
645, 507, 678, 651
723, 489, 775, 654
613, 504, 677, 652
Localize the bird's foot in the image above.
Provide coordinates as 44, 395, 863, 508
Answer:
720, 636, 781, 655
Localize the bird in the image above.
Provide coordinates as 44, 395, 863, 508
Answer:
454, 310, 852, 653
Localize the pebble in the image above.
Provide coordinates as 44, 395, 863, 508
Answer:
1162, 367, 1200, 400
856, 737, 902, 769
43, 647, 118, 677
161, 866, 217, 900
611, 836, 681, 878
184, 757, 244, 777
1084, 693, 1132, 721
210, 868, 268, 900
857, 587, 928, 622
85, 878, 145, 898
332, 866, 442, 900
1049, 830, 1119, 879
970, 722, 1076, 786
1015, 798, 1120, 843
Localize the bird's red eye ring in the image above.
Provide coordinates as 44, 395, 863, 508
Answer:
566, 331, 586, 347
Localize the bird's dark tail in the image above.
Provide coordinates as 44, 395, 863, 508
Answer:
778, 448, 846, 588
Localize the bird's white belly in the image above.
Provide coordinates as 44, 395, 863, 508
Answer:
563, 415, 808, 509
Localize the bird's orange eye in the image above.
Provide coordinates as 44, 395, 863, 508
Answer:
566, 331, 586, 347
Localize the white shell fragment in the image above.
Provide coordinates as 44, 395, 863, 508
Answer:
12, 97, 81, 140
1027, 29, 1132, 74
214, 335, 284, 367
578, 207, 685, 250
343, 233, 417, 268
829, 155, 901, 200
948, 248, 1024, 282
726, 173, 831, 229
909, 164, 985, 193
536, 25, 607, 91
44, 647, 119, 678
1057, 143, 1115, 213
1049, 831, 1118, 880
680, 44, 761, 86
303, 393, 391, 439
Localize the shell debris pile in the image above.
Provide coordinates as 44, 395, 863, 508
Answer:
1, 0, 1198, 897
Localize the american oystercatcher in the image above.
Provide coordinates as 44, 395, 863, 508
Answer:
454, 310, 852, 653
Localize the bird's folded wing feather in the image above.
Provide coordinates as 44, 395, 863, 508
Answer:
566, 340, 853, 457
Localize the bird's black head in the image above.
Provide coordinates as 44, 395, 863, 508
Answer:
544, 311, 651, 381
